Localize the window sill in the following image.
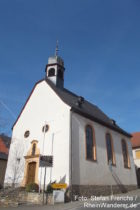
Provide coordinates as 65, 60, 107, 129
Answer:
86, 158, 97, 163
124, 166, 131, 169
107, 163, 116, 167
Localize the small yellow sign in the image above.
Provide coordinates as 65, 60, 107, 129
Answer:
51, 183, 67, 189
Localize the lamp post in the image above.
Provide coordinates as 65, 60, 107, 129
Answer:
39, 121, 48, 194
39, 114, 62, 196
49, 130, 61, 183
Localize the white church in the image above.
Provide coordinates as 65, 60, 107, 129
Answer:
4, 49, 137, 196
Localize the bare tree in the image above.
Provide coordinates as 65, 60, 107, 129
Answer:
5, 138, 25, 188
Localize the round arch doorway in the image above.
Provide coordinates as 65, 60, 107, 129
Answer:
26, 162, 36, 184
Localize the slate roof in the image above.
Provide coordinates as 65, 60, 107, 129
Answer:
12, 78, 131, 138
45, 79, 131, 138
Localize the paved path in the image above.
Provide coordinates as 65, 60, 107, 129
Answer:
1, 189, 140, 210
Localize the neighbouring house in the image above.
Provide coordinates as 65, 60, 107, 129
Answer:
131, 132, 140, 187
0, 134, 11, 187
4, 51, 137, 196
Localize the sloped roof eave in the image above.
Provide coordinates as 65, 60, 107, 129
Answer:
12, 79, 45, 130
12, 78, 131, 139
70, 107, 132, 138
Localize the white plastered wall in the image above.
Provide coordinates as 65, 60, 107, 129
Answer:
71, 112, 137, 186
4, 80, 71, 188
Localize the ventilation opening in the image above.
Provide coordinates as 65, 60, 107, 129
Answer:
111, 119, 116, 125
76, 96, 84, 107
48, 68, 55, 77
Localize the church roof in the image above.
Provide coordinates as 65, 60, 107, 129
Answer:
131, 132, 140, 148
12, 78, 131, 138
45, 79, 131, 138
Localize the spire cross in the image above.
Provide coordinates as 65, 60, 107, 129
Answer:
55, 40, 59, 56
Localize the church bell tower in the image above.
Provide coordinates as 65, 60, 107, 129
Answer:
45, 42, 65, 89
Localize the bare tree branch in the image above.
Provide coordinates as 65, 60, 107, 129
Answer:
5, 138, 25, 188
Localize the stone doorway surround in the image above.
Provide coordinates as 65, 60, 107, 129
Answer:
22, 140, 40, 186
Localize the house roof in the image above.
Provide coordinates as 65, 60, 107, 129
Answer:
45, 79, 131, 138
0, 134, 11, 160
131, 132, 140, 148
12, 78, 131, 138
0, 152, 8, 160
0, 134, 11, 149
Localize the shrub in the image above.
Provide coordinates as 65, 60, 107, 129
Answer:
25, 183, 39, 192
46, 183, 53, 193
0, 184, 3, 190
46, 181, 56, 194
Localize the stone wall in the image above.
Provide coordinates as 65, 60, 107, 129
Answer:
18, 192, 43, 204
71, 185, 138, 198
0, 190, 47, 207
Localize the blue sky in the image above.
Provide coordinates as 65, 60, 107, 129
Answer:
0, 0, 140, 136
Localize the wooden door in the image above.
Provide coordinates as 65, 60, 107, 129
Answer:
27, 162, 36, 184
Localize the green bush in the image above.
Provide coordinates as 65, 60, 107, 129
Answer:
25, 183, 39, 192
46, 181, 56, 193
46, 183, 53, 193
0, 184, 3, 189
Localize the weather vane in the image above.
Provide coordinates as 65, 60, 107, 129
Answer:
55, 40, 59, 56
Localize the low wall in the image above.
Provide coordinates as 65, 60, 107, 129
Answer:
19, 192, 44, 204
71, 185, 138, 198
0, 191, 46, 206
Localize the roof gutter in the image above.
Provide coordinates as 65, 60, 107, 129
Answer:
71, 107, 132, 138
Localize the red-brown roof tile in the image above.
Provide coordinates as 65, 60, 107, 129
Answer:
131, 132, 140, 148
0, 137, 8, 154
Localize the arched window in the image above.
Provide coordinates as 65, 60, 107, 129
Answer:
85, 125, 96, 161
106, 133, 115, 165
121, 139, 130, 168
48, 68, 55, 77
32, 143, 36, 156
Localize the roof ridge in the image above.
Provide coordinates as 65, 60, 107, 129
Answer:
45, 79, 131, 138
12, 78, 131, 138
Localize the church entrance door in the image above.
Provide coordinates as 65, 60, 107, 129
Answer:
27, 162, 36, 184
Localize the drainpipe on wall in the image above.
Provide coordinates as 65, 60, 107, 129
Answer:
69, 110, 73, 202
39, 121, 47, 194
